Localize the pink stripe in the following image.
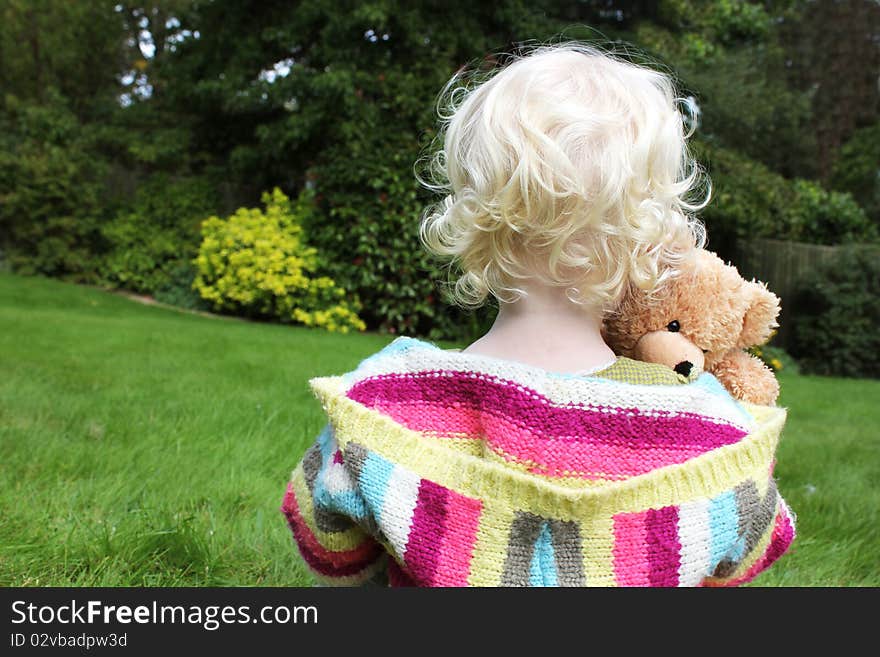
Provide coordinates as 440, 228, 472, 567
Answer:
372, 399, 715, 478
613, 511, 651, 586
646, 506, 681, 586
403, 479, 449, 585
348, 373, 745, 451
433, 492, 483, 586
371, 400, 484, 438
482, 414, 720, 478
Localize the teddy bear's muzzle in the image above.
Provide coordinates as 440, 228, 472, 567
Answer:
631, 330, 705, 378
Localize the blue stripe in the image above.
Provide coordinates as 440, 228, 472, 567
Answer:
356, 451, 396, 518
709, 490, 740, 568
691, 371, 730, 396
529, 522, 558, 587
692, 373, 755, 425
728, 534, 748, 562
315, 486, 369, 520
311, 424, 370, 519
316, 423, 335, 462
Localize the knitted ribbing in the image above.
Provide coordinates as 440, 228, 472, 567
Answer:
282, 336, 795, 586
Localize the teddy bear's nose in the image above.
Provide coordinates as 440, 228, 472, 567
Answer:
674, 361, 693, 377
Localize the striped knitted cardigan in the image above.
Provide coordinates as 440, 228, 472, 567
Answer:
281, 336, 796, 587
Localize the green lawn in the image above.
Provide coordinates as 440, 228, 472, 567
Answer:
1, 273, 877, 586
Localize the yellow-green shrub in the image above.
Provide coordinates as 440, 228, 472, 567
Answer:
193, 188, 365, 333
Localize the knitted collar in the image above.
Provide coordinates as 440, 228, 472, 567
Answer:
309, 336, 785, 517
290, 336, 792, 587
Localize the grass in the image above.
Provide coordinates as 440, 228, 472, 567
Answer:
1, 273, 877, 586
0, 273, 394, 586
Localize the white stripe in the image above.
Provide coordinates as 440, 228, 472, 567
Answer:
322, 462, 358, 495
378, 464, 422, 558
346, 346, 754, 432
677, 498, 713, 586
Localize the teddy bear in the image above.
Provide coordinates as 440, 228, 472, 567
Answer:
602, 249, 781, 406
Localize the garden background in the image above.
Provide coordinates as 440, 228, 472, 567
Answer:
1, 0, 878, 586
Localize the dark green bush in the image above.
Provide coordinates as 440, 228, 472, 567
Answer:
749, 342, 801, 376
97, 174, 217, 295
789, 245, 880, 378
831, 121, 880, 224
303, 145, 497, 343
153, 262, 211, 312
692, 139, 876, 256
99, 212, 187, 294
786, 178, 877, 245
0, 92, 111, 280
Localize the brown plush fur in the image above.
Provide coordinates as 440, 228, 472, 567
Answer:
603, 250, 781, 405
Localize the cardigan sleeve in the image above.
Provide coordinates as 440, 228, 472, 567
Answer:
701, 476, 797, 587
281, 424, 388, 586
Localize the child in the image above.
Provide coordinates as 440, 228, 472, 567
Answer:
281, 42, 795, 587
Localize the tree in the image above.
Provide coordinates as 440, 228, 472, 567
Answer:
0, 0, 127, 119
2, 0, 875, 339
775, 0, 880, 183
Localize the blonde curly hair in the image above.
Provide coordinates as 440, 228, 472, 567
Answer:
416, 41, 710, 313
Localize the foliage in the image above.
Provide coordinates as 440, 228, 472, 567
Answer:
152, 261, 211, 311
1, 1, 878, 343
633, 0, 817, 181
773, 0, 880, 184
749, 339, 799, 375
305, 155, 440, 335
0, 92, 111, 280
831, 121, 880, 225
171, 0, 571, 340
785, 178, 877, 245
98, 174, 217, 294
692, 139, 876, 257
789, 245, 880, 378
193, 188, 365, 333
99, 212, 182, 293
647, 0, 772, 61
0, 0, 127, 119
303, 144, 498, 341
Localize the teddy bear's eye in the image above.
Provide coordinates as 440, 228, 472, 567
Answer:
667, 320, 681, 332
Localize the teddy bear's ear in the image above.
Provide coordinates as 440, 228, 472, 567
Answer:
738, 280, 781, 348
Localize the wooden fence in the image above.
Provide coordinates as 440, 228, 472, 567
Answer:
731, 238, 870, 350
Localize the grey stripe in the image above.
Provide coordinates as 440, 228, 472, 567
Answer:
734, 480, 761, 537
302, 439, 356, 534
301, 442, 323, 492
312, 497, 354, 534
713, 480, 779, 578
548, 519, 585, 586
342, 442, 369, 483
500, 512, 545, 586
713, 557, 736, 578
314, 501, 355, 533
743, 479, 779, 557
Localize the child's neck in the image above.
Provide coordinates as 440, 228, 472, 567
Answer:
462, 280, 617, 374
